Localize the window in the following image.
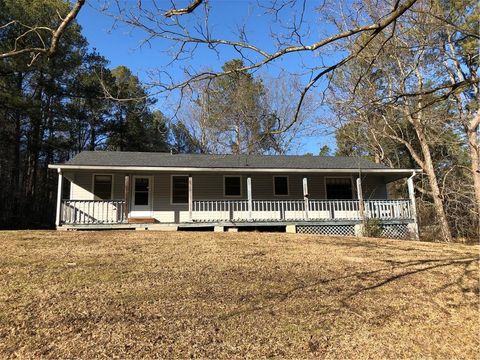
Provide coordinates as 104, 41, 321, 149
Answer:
224, 176, 241, 197
93, 175, 112, 200
325, 177, 353, 199
274, 176, 289, 196
172, 176, 188, 204
94, 175, 113, 200
134, 177, 149, 206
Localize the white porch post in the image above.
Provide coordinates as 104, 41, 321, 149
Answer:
247, 176, 252, 220
188, 175, 193, 222
356, 177, 365, 220
407, 172, 419, 239
302, 176, 309, 220
124, 174, 130, 222
55, 169, 63, 227
355, 177, 365, 237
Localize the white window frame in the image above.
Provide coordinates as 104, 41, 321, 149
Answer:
223, 175, 242, 197
91, 173, 114, 200
69, 173, 74, 199
273, 175, 289, 196
171, 174, 189, 205
324, 176, 355, 199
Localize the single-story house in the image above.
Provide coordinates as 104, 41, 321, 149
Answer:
48, 151, 420, 238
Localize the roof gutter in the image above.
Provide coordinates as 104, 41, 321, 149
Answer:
48, 164, 421, 174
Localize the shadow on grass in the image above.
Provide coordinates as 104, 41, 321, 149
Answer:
319, 238, 478, 255
219, 254, 479, 320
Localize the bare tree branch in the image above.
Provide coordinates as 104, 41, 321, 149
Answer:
0, 0, 85, 63
164, 0, 204, 18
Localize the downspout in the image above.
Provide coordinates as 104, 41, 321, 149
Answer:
407, 171, 420, 240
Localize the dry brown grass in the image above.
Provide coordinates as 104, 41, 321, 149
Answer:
0, 231, 478, 359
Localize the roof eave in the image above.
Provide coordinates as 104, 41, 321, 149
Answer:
48, 164, 421, 175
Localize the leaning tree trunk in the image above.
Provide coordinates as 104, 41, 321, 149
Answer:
469, 132, 480, 212
466, 111, 480, 230
413, 118, 453, 242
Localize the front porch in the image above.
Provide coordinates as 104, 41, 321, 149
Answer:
54, 169, 419, 238
59, 198, 414, 224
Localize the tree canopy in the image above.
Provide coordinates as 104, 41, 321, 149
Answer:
0, 0, 169, 228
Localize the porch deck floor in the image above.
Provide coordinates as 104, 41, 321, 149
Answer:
59, 218, 413, 230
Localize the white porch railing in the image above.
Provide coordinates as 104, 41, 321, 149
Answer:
308, 200, 361, 220
365, 199, 413, 220
191, 200, 309, 222
191, 200, 249, 222
61, 200, 127, 224
191, 199, 413, 223
59, 198, 413, 225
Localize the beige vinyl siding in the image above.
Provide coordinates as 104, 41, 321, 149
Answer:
112, 174, 124, 199
70, 172, 93, 200
69, 172, 125, 200
68, 172, 388, 203
304, 175, 324, 199
66, 171, 390, 223
152, 173, 177, 222
252, 174, 302, 199
194, 174, 247, 199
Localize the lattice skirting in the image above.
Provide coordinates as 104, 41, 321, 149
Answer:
380, 224, 410, 239
297, 225, 355, 236
297, 223, 411, 239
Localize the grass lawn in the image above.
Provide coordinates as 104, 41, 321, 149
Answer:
0, 231, 478, 359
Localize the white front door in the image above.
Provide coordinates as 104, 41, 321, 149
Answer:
130, 176, 153, 217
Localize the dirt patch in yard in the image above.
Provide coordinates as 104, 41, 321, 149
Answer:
0, 231, 478, 358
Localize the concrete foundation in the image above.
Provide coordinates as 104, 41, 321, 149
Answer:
354, 223, 364, 237
407, 222, 419, 240
286, 225, 297, 233
147, 224, 179, 231
214, 226, 225, 232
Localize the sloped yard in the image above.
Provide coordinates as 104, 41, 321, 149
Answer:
0, 231, 478, 358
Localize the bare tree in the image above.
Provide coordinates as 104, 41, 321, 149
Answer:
328, 0, 479, 241
99, 0, 419, 126
97, 0, 476, 240
439, 25, 480, 216
0, 0, 85, 64
173, 70, 316, 154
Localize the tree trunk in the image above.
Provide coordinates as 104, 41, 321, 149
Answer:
11, 73, 23, 206
466, 112, 480, 228
89, 121, 96, 150
413, 119, 453, 242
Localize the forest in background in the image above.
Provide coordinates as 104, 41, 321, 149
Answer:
0, 0, 478, 241
0, 1, 171, 228
0, 1, 307, 228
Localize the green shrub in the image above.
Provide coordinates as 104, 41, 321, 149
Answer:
364, 218, 382, 238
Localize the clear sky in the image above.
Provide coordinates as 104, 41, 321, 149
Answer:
76, 0, 340, 154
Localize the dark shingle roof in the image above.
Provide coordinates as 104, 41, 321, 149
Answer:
64, 151, 389, 170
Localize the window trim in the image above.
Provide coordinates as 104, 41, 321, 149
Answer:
170, 174, 189, 205
273, 175, 289, 196
91, 173, 114, 200
324, 176, 355, 200
223, 175, 242, 198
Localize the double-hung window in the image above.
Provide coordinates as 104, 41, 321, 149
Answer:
325, 177, 353, 199
172, 176, 189, 204
93, 175, 113, 200
224, 176, 241, 197
274, 176, 289, 196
